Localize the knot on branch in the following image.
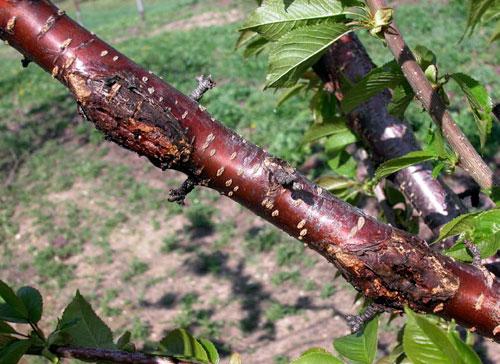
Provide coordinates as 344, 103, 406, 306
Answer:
346, 303, 386, 333
168, 177, 197, 205
190, 75, 215, 102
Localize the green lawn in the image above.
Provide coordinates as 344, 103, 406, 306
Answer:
0, 0, 498, 362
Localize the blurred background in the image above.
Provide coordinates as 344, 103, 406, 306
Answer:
0, 1, 498, 363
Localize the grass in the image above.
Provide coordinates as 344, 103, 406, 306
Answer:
0, 0, 498, 362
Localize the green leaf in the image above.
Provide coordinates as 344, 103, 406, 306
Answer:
302, 119, 352, 145
324, 129, 358, 152
277, 83, 307, 107
413, 45, 437, 70
0, 282, 28, 321
333, 315, 378, 364
266, 22, 351, 88
291, 351, 344, 364
0, 322, 16, 335
243, 36, 270, 58
447, 330, 481, 364
375, 345, 403, 364
435, 211, 479, 242
198, 338, 220, 364
241, 0, 348, 40
373, 150, 437, 183
341, 61, 405, 113
16, 287, 43, 324
463, 0, 496, 36
490, 20, 500, 42
59, 291, 115, 349
438, 208, 500, 261
235, 30, 259, 49
316, 175, 358, 192
116, 331, 131, 350
403, 308, 462, 364
159, 328, 210, 363
388, 84, 414, 119
0, 339, 31, 364
449, 73, 493, 148
0, 306, 28, 324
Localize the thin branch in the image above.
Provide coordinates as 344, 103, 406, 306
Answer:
366, 0, 497, 190
313, 33, 466, 234
51, 346, 188, 364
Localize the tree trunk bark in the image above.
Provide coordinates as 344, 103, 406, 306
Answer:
0, 0, 498, 341
136, 0, 145, 23
313, 33, 466, 235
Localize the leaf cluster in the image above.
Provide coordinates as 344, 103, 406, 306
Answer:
0, 280, 220, 363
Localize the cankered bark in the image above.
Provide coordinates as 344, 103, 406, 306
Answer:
0, 0, 498, 341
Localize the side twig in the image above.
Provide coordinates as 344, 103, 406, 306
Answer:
366, 0, 497, 190
51, 346, 189, 364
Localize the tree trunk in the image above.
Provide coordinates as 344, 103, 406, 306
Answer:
0, 0, 498, 341
136, 0, 145, 23
313, 33, 466, 235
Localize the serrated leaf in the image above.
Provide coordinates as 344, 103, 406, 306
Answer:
16, 287, 43, 324
341, 61, 405, 113
333, 315, 378, 364
449, 73, 493, 148
292, 351, 344, 364
59, 291, 115, 349
0, 322, 16, 335
159, 328, 209, 363
403, 308, 462, 364
374, 150, 437, 183
241, 0, 348, 40
0, 282, 28, 321
266, 22, 351, 88
0, 339, 31, 364
199, 338, 220, 364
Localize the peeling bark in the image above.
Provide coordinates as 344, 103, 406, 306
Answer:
0, 0, 498, 341
313, 33, 466, 234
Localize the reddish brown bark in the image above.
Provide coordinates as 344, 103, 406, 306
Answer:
313, 33, 466, 234
0, 0, 498, 341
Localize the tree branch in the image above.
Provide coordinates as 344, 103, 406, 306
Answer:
313, 33, 466, 234
366, 0, 497, 190
50, 346, 188, 364
0, 0, 498, 341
